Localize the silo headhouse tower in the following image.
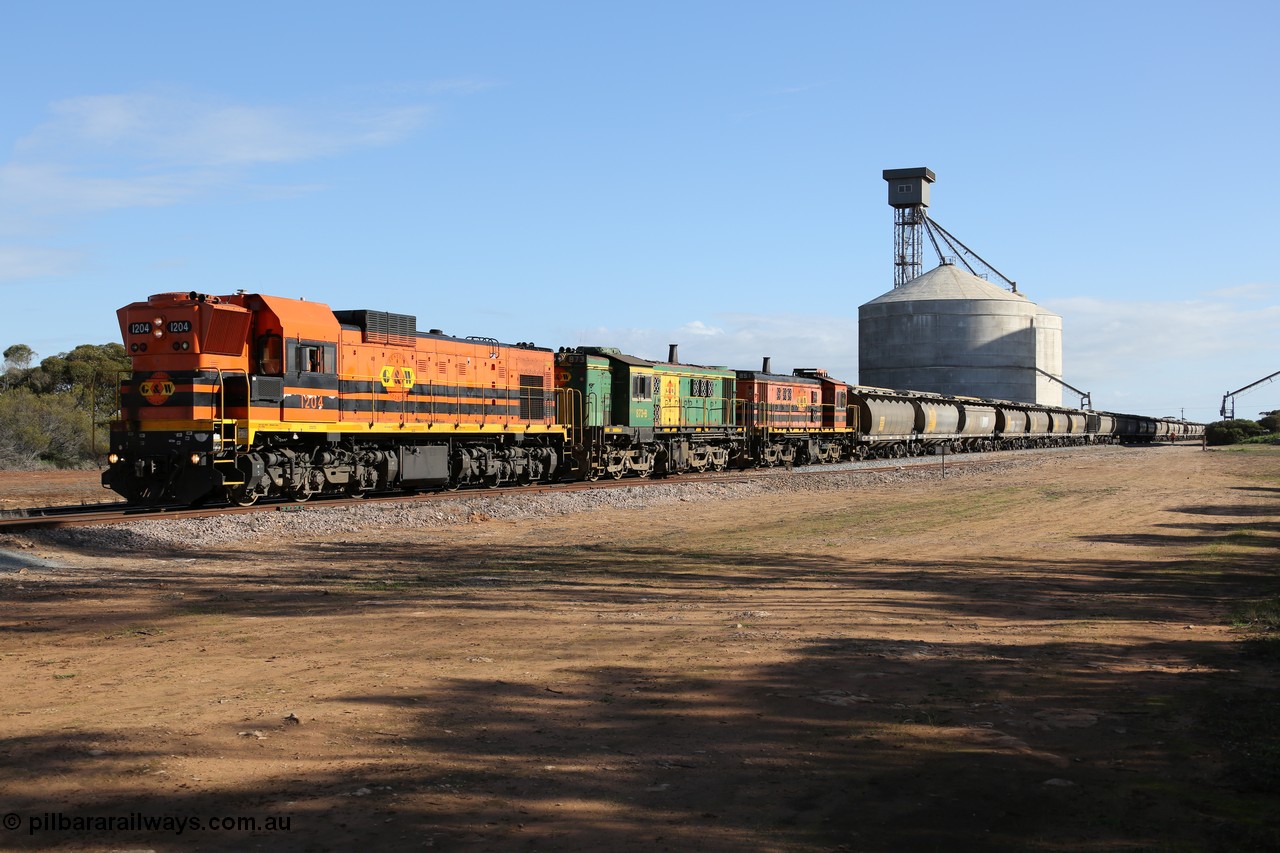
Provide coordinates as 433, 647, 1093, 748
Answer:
858, 167, 1065, 406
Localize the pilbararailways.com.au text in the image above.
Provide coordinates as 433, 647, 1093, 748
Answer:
5, 811, 292, 836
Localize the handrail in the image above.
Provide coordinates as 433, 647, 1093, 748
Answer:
653, 395, 741, 428
211, 368, 248, 448
92, 367, 132, 462
738, 401, 844, 423
556, 386, 582, 445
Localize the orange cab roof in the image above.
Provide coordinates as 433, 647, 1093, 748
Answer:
255, 294, 341, 341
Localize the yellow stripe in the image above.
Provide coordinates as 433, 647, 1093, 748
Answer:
243, 421, 569, 443
118, 418, 567, 442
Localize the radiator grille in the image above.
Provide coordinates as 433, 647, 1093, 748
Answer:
519, 375, 545, 420
333, 310, 417, 346
202, 308, 251, 355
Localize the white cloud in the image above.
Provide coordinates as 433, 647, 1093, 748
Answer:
422, 78, 502, 96
567, 311, 859, 379
0, 245, 82, 281
1207, 282, 1276, 300
1048, 290, 1280, 418
1, 90, 435, 218
565, 291, 1280, 421
23, 92, 430, 167
677, 320, 724, 337
1, 162, 212, 215
1052, 294, 1280, 371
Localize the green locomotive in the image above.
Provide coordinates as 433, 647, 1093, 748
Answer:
556, 346, 740, 479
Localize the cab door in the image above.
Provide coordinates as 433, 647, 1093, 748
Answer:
659, 373, 681, 427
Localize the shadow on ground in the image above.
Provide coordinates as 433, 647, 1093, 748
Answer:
2, 499, 1279, 851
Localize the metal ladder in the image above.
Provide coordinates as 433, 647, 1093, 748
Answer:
212, 369, 248, 487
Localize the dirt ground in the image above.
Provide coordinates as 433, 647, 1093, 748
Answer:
0, 468, 116, 509
1, 445, 1278, 852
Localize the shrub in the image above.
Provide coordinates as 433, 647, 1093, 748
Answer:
0, 388, 95, 468
1206, 419, 1269, 446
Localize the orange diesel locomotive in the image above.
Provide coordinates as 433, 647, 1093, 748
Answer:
102, 292, 563, 505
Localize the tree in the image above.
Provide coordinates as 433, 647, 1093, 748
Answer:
19, 343, 130, 416
2, 343, 35, 391
0, 341, 130, 468
1206, 419, 1269, 446
1259, 410, 1280, 434
0, 388, 94, 467
3, 343, 34, 372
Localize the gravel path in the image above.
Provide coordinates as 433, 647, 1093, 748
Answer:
37, 445, 1120, 553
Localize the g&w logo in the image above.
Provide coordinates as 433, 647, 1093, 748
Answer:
139, 373, 176, 405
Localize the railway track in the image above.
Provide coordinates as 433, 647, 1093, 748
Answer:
0, 444, 1154, 533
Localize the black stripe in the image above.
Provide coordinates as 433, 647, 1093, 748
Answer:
124, 390, 220, 408
337, 378, 536, 399
330, 400, 520, 417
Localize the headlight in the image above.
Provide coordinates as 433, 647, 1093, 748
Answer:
107, 453, 120, 464
189, 453, 202, 465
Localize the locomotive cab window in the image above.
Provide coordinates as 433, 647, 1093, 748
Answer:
631, 374, 652, 400
257, 333, 284, 375
290, 341, 337, 374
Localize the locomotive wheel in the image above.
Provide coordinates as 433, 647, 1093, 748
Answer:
288, 489, 311, 503
227, 487, 258, 507
585, 469, 601, 482
609, 468, 624, 480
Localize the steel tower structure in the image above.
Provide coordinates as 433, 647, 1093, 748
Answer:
883, 167, 935, 287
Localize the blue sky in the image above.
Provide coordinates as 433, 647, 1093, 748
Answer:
2, 0, 1276, 421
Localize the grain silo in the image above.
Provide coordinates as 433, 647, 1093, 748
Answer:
858, 167, 1064, 405
858, 262, 1063, 405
